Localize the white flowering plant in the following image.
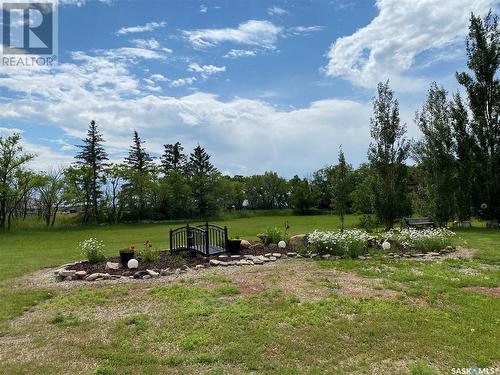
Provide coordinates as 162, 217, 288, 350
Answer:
79, 237, 106, 263
308, 230, 370, 258
384, 228, 455, 253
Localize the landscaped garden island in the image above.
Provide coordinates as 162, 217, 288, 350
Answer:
53, 224, 461, 282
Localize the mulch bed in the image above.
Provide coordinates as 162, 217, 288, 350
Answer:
66, 244, 295, 277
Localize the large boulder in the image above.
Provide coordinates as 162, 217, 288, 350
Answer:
289, 234, 307, 248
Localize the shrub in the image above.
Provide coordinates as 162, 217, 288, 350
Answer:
264, 227, 289, 245
386, 228, 455, 253
357, 214, 377, 232
307, 230, 369, 258
79, 238, 106, 263
136, 240, 160, 262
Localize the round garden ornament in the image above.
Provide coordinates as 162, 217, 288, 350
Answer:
278, 240, 287, 248
382, 240, 391, 250
127, 259, 138, 269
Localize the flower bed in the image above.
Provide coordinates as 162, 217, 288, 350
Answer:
384, 228, 455, 253
307, 230, 370, 258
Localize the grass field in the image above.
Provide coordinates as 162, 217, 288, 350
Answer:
0, 213, 499, 374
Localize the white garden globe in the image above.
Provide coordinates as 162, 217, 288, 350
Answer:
127, 259, 139, 269
382, 241, 391, 250
278, 240, 287, 248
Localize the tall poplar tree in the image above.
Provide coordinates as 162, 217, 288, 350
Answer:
413, 82, 456, 226
368, 81, 410, 230
456, 11, 500, 220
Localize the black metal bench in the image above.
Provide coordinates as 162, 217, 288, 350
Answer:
404, 217, 435, 229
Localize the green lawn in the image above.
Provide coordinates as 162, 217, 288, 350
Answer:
0, 213, 499, 374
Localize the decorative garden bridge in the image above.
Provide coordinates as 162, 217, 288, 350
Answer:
170, 222, 228, 256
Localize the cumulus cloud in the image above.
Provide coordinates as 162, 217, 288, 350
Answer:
183, 20, 282, 49
0, 50, 372, 175
325, 0, 496, 91
169, 77, 197, 87
187, 63, 226, 78
116, 21, 166, 35
200, 4, 207, 13
223, 49, 258, 58
267, 6, 288, 16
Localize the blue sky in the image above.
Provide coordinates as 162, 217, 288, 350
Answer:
0, 0, 498, 176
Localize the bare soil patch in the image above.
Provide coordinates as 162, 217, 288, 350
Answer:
463, 287, 500, 297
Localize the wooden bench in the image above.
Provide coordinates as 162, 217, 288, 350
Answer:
404, 217, 435, 229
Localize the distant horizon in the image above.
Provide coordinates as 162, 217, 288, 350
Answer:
0, 0, 498, 177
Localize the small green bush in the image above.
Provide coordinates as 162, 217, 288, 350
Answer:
78, 238, 106, 264
357, 214, 377, 232
137, 240, 160, 262
264, 227, 289, 245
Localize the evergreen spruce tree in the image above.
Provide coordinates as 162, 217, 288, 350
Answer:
124, 131, 154, 220
456, 11, 500, 220
187, 145, 217, 216
125, 131, 154, 173
368, 81, 411, 230
75, 120, 108, 223
161, 142, 187, 173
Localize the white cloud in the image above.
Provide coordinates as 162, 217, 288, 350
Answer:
267, 6, 288, 16
116, 21, 166, 35
288, 26, 325, 35
200, 4, 207, 13
188, 63, 226, 78
169, 77, 197, 87
0, 49, 373, 175
223, 49, 257, 58
130, 38, 160, 50
150, 74, 168, 82
325, 0, 496, 91
183, 20, 282, 49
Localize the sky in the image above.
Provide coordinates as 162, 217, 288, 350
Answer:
0, 0, 499, 177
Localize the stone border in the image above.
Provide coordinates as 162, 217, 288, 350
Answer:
54, 252, 301, 282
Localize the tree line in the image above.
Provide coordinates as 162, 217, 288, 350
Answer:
0, 11, 498, 230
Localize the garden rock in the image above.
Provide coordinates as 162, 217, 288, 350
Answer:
287, 252, 297, 257
322, 254, 331, 259
75, 271, 87, 279
133, 271, 149, 279
240, 239, 251, 249
146, 269, 159, 278
253, 259, 264, 265
269, 243, 278, 250
195, 264, 205, 269
105, 262, 120, 270
58, 269, 76, 278
210, 259, 222, 266
289, 234, 307, 247
269, 256, 277, 261
160, 268, 171, 276
86, 273, 110, 281
272, 253, 282, 258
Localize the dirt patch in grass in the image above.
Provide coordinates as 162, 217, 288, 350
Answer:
463, 286, 500, 297
225, 260, 400, 301
445, 247, 478, 260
